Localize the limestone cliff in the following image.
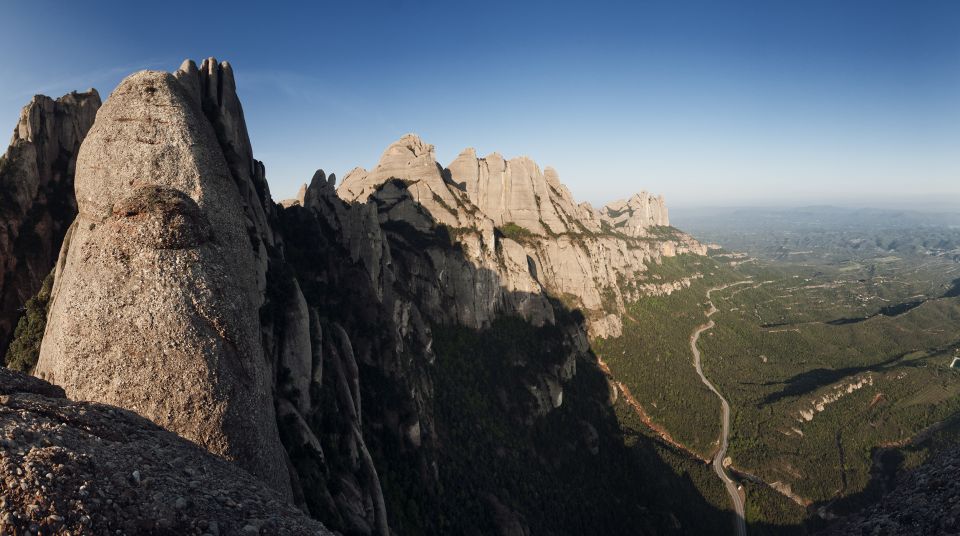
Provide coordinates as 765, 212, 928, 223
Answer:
0, 90, 100, 357
600, 192, 670, 236
445, 148, 590, 235
338, 134, 705, 338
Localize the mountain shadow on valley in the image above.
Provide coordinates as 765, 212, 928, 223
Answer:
280, 176, 743, 534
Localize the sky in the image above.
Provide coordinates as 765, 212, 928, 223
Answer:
1, 0, 958, 208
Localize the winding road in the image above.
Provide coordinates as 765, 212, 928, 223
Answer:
691, 282, 751, 536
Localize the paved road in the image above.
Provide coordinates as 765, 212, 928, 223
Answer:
690, 282, 750, 536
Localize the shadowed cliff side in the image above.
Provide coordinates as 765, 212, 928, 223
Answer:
280, 170, 732, 534
0, 90, 100, 359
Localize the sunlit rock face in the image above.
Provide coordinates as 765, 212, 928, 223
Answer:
336, 133, 704, 338
600, 192, 670, 236
33, 70, 293, 498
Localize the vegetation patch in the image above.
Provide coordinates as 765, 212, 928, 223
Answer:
4, 271, 54, 373
496, 221, 536, 242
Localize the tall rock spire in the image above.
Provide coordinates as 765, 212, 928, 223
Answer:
33, 70, 292, 497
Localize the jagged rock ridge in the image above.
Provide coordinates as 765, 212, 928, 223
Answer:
3, 58, 720, 536
23, 58, 389, 535
0, 90, 100, 357
33, 69, 293, 497
337, 133, 705, 338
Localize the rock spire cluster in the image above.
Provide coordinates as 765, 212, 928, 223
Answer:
1, 59, 707, 536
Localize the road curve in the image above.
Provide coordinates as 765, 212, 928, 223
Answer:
691, 282, 751, 536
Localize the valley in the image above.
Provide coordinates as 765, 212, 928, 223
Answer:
0, 53, 955, 535
693, 282, 752, 536
596, 209, 960, 533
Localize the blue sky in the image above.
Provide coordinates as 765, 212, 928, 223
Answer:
2, 0, 958, 208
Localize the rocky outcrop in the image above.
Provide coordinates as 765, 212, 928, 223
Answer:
0, 90, 100, 358
446, 148, 590, 235
5, 58, 716, 536
337, 134, 704, 338
33, 70, 292, 497
338, 134, 473, 229
600, 192, 669, 237
0, 368, 331, 535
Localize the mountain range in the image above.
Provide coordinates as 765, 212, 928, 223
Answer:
0, 58, 940, 535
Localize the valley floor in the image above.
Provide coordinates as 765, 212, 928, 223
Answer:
594, 241, 960, 533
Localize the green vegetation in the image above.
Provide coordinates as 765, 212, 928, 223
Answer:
496, 221, 536, 242
4, 271, 54, 372
430, 191, 457, 215
741, 480, 806, 535
644, 225, 685, 241
374, 315, 733, 535
702, 277, 960, 503
594, 254, 737, 456
591, 219, 960, 530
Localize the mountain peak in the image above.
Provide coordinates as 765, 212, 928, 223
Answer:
380, 133, 434, 162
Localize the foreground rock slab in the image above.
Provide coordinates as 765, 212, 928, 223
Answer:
0, 368, 331, 535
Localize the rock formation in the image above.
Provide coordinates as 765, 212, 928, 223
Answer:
0, 368, 331, 535
445, 148, 590, 235
599, 192, 670, 237
338, 134, 473, 229
0, 90, 100, 358
32, 70, 292, 497
338, 133, 704, 338
817, 444, 960, 535
3, 58, 718, 536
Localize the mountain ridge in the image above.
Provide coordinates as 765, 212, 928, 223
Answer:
1, 58, 723, 536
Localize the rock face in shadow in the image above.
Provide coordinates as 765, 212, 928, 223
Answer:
288, 166, 726, 534
0, 90, 101, 357
0, 368, 331, 535
32, 70, 292, 497
817, 445, 960, 535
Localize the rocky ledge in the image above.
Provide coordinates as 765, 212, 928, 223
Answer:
0, 368, 331, 535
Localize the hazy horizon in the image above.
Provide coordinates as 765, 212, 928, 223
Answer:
2, 0, 958, 208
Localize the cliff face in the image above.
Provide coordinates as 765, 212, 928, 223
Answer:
600, 192, 670, 236
6, 59, 722, 536
338, 133, 705, 339
0, 90, 100, 357
445, 147, 592, 235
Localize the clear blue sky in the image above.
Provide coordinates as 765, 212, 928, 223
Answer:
2, 0, 958, 208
